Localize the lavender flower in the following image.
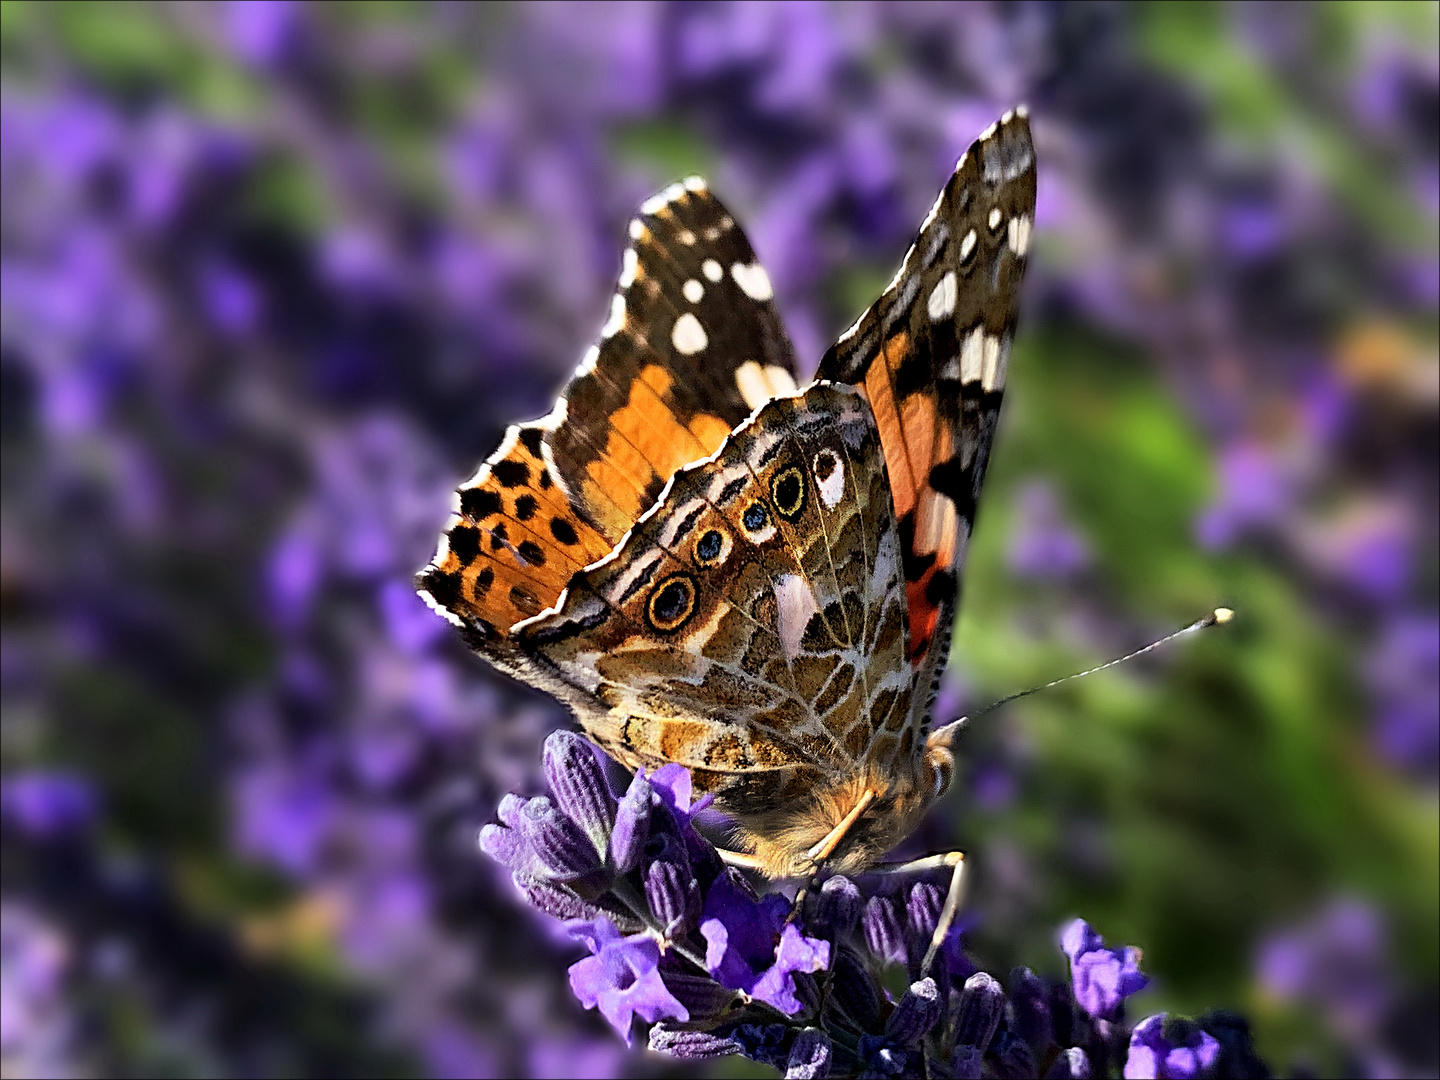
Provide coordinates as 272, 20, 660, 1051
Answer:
1124, 1014, 1221, 1079
480, 742, 1267, 1076
566, 917, 689, 1045
1062, 918, 1150, 1019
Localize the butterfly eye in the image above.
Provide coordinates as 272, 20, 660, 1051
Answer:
695, 529, 726, 565
771, 466, 806, 521
648, 574, 697, 632
742, 503, 769, 532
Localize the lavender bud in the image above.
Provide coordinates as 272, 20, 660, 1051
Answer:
906, 881, 945, 940
514, 875, 598, 921
733, 1024, 791, 1070
478, 822, 529, 872
786, 1028, 832, 1079
644, 857, 700, 937
816, 875, 862, 937
514, 795, 601, 880
1044, 1047, 1091, 1079
954, 971, 1004, 1055
862, 895, 907, 966
496, 792, 527, 826
1010, 966, 1053, 1052
661, 971, 739, 1019
1049, 980, 1076, 1048
950, 1045, 983, 1079
884, 977, 941, 1044
830, 946, 884, 1029
609, 774, 651, 872
543, 731, 615, 853
993, 1032, 1036, 1079
649, 1025, 740, 1059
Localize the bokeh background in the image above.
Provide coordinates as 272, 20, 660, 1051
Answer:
2, 3, 1436, 1077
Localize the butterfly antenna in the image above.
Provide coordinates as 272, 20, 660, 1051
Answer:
930, 607, 1234, 746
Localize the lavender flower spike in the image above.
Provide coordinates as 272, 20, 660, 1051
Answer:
1062, 918, 1150, 1019
1124, 1014, 1221, 1079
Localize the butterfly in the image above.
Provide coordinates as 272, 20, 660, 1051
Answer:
417, 109, 1036, 882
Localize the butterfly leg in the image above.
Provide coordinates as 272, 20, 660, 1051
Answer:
716, 848, 767, 871
873, 850, 966, 973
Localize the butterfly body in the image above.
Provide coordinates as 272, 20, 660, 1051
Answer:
419, 110, 1036, 878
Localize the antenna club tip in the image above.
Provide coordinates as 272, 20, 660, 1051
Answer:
1213, 607, 1234, 625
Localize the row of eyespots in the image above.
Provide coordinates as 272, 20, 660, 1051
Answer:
646, 449, 844, 634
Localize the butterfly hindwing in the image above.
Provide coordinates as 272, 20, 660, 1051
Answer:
816, 108, 1037, 718
516, 382, 912, 817
540, 180, 802, 544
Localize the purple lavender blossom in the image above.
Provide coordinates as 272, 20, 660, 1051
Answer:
1124, 1014, 1221, 1079
567, 917, 689, 1045
1062, 918, 1150, 1019
0, 770, 97, 838
700, 871, 830, 1015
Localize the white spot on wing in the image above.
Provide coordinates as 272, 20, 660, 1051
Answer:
629, 219, 645, 240
774, 574, 819, 662
682, 279, 704, 304
959, 326, 984, 383
1007, 214, 1031, 257
639, 191, 667, 215
619, 248, 639, 288
763, 365, 797, 398
600, 294, 625, 338
683, 175, 707, 192
677, 229, 696, 245
959, 229, 977, 263
731, 261, 774, 301
815, 452, 845, 509
1016, 104, 1029, 118
916, 490, 958, 560
981, 334, 1004, 391
702, 259, 723, 282
988, 207, 1003, 230
578, 343, 601, 374
927, 270, 957, 322
735, 361, 772, 411
672, 312, 708, 355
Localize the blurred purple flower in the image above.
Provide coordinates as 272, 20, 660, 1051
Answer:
1009, 481, 1092, 579
224, 0, 302, 68
1258, 897, 1393, 1039
1196, 442, 1293, 549
1061, 918, 1149, 1019
567, 916, 688, 1046
1368, 614, 1440, 774
0, 770, 97, 838
1124, 1014, 1220, 1079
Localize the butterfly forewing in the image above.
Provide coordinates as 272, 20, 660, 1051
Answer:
817, 108, 1036, 715
541, 180, 802, 544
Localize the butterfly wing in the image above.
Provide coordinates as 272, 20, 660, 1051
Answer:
516, 381, 913, 819
541, 179, 802, 544
416, 180, 800, 692
816, 108, 1036, 716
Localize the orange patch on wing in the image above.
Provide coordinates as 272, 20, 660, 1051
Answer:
905, 573, 942, 663
864, 334, 916, 519
583, 364, 736, 536
659, 718, 711, 762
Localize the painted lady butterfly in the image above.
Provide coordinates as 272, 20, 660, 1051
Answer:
418, 108, 1037, 882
